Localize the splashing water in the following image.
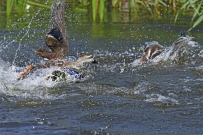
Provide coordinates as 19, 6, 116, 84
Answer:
132, 36, 199, 66
12, 9, 43, 68
0, 55, 90, 100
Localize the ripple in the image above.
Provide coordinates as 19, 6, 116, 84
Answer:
146, 93, 178, 103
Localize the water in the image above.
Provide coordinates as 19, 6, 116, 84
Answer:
1, 4, 203, 135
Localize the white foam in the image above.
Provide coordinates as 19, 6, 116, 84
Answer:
133, 81, 151, 94
145, 94, 179, 104
145, 41, 159, 48
0, 61, 82, 99
133, 39, 200, 66
131, 59, 141, 67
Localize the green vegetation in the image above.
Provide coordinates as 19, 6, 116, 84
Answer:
5, 0, 49, 15
174, 0, 203, 31
75, 0, 203, 31
3, 0, 203, 31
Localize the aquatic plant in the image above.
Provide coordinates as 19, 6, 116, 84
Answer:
92, 0, 105, 21
5, 0, 203, 30
6, 0, 49, 15
90, 0, 169, 21
82, 0, 203, 30
174, 0, 203, 31
6, 0, 15, 15
81, 0, 186, 21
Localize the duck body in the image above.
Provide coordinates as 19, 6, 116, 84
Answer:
47, 68, 82, 81
139, 33, 196, 64
18, 0, 97, 80
172, 35, 195, 51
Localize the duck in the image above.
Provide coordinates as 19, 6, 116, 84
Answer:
172, 32, 195, 51
140, 43, 164, 63
18, 0, 98, 80
140, 33, 195, 63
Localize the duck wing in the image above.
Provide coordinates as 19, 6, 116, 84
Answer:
36, 0, 68, 59
50, 0, 67, 42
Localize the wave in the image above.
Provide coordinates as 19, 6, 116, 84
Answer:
0, 37, 203, 104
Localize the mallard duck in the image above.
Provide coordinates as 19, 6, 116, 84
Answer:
140, 44, 164, 63
18, 0, 98, 80
172, 32, 195, 51
140, 33, 196, 63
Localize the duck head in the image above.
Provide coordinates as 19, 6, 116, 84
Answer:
172, 33, 195, 50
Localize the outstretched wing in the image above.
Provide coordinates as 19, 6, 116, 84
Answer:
51, 0, 67, 42
36, 0, 68, 59
44, 0, 68, 59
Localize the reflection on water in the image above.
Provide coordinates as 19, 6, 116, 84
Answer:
1, 3, 203, 134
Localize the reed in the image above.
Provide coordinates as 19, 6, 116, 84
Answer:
6, 0, 49, 15
27, 1, 49, 9
92, 0, 97, 21
5, 0, 203, 30
17, 0, 28, 15
89, 0, 203, 30
99, 0, 104, 21
6, 0, 14, 15
91, 0, 105, 21
90, 0, 169, 20
174, 0, 203, 31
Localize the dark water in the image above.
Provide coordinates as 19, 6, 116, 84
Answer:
0, 3, 203, 135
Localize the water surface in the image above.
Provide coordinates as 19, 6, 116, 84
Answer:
0, 3, 203, 134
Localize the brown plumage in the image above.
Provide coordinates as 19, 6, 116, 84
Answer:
18, 0, 97, 80
140, 44, 164, 63
35, 0, 97, 68
35, 0, 68, 60
140, 34, 195, 63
